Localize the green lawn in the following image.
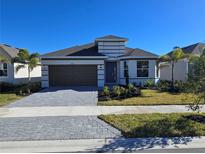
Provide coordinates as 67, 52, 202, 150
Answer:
98, 89, 196, 106
0, 92, 23, 107
99, 113, 205, 138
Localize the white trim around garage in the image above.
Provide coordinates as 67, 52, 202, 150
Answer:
41, 60, 105, 88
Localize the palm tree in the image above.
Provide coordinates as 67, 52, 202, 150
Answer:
15, 49, 40, 93
159, 47, 188, 91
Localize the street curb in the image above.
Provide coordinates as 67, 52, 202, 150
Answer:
0, 136, 205, 152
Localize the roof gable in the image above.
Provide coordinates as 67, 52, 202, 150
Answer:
167, 42, 205, 56
0, 44, 19, 58
95, 35, 128, 42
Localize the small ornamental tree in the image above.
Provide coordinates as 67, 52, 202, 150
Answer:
15, 49, 40, 93
159, 47, 188, 91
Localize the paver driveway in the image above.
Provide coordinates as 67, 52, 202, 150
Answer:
0, 87, 122, 141
8, 86, 98, 107
0, 116, 121, 141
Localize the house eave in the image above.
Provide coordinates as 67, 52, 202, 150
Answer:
41, 56, 108, 60
95, 38, 128, 42
118, 56, 159, 60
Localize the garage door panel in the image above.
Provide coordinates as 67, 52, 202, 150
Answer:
49, 65, 97, 86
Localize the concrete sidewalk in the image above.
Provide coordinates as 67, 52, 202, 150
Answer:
0, 137, 205, 152
0, 105, 205, 118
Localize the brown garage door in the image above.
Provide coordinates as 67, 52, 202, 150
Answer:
49, 65, 97, 87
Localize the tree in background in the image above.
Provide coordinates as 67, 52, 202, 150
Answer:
15, 49, 40, 93
185, 49, 205, 112
159, 47, 187, 91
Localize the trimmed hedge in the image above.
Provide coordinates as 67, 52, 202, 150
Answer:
0, 82, 41, 95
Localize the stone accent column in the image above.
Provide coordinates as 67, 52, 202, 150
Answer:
41, 65, 49, 88
97, 64, 104, 88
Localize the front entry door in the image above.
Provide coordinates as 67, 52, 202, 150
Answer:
106, 62, 117, 83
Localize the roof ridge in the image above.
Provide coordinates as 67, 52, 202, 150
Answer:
0, 44, 20, 50
95, 35, 128, 41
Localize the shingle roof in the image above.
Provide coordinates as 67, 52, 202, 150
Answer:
95, 35, 128, 41
0, 44, 19, 58
167, 42, 205, 56
42, 43, 158, 58
122, 47, 159, 58
41, 43, 105, 57
41, 36, 158, 58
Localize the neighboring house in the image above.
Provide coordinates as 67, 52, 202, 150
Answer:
160, 42, 205, 81
41, 35, 159, 88
0, 44, 41, 84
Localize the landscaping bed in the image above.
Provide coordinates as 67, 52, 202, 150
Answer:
98, 89, 196, 106
98, 84, 141, 101
99, 113, 205, 138
0, 82, 41, 106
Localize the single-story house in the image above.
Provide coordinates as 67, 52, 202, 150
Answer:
160, 42, 205, 81
41, 35, 159, 88
0, 44, 41, 84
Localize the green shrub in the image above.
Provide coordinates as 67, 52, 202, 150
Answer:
113, 86, 121, 97
15, 84, 29, 96
128, 83, 135, 91
120, 87, 126, 96
157, 80, 171, 91
157, 80, 187, 92
127, 83, 135, 97
125, 83, 141, 97
174, 81, 186, 92
145, 79, 155, 88
0, 82, 16, 92
103, 86, 110, 97
132, 87, 141, 96
15, 82, 41, 96
29, 82, 41, 92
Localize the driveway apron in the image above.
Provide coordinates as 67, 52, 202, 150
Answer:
0, 116, 121, 141
0, 87, 121, 141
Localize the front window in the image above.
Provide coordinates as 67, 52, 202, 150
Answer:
137, 61, 149, 77
124, 61, 128, 77
0, 63, 8, 77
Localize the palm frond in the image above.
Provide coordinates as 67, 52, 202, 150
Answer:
159, 55, 171, 62
172, 48, 185, 61
30, 52, 40, 59
15, 64, 26, 73
17, 49, 30, 62
28, 57, 39, 71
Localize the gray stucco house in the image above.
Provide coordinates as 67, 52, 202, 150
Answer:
41, 35, 159, 88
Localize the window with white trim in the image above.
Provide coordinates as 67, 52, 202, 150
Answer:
0, 63, 8, 77
137, 61, 149, 77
